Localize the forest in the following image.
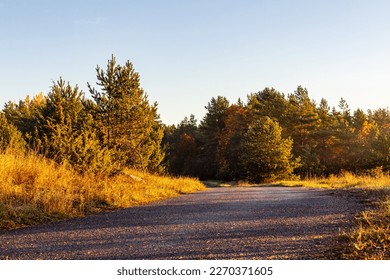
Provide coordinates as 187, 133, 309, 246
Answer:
1, 56, 390, 183
166, 89, 390, 182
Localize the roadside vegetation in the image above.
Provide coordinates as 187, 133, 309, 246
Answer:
0, 55, 205, 230
277, 170, 390, 260
1, 55, 389, 259
0, 150, 204, 229
163, 76, 390, 259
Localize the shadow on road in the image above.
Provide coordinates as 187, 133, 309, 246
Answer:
0, 186, 364, 260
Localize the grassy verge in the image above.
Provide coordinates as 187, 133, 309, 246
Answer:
0, 151, 205, 230
277, 171, 390, 260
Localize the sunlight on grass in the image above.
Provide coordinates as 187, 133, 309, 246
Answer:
277, 170, 390, 190
0, 151, 205, 229
346, 199, 389, 259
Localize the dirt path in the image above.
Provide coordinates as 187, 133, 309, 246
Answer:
0, 186, 364, 259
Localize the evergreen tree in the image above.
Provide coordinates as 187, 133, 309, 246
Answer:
371, 108, 390, 129
3, 93, 46, 147
371, 108, 390, 170
198, 96, 230, 179
0, 113, 26, 152
323, 98, 355, 173
247, 87, 287, 125
339, 97, 352, 125
311, 98, 335, 175
37, 79, 112, 174
164, 115, 200, 176
88, 55, 165, 173
241, 117, 299, 183
374, 130, 390, 170
285, 86, 320, 176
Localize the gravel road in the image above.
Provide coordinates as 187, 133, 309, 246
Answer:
0, 186, 364, 259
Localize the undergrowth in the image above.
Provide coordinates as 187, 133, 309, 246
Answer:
0, 151, 205, 230
344, 199, 389, 259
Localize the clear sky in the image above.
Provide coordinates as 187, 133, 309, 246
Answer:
1, 0, 389, 125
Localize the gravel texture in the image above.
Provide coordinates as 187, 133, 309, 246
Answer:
0, 186, 365, 259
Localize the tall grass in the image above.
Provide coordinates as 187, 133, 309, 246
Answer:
0, 151, 205, 229
345, 199, 389, 259
278, 170, 390, 259
278, 169, 390, 189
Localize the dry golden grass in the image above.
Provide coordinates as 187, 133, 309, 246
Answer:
278, 169, 390, 189
277, 171, 390, 260
0, 151, 205, 230
346, 199, 389, 259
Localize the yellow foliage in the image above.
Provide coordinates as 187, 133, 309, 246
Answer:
32, 92, 46, 106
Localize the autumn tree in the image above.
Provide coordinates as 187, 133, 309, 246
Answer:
216, 103, 248, 180
349, 109, 378, 170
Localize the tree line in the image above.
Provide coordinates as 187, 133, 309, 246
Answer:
1, 56, 164, 175
1, 56, 390, 182
164, 87, 390, 182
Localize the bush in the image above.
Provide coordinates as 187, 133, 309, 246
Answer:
0, 113, 26, 152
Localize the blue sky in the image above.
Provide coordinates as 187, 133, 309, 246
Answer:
1, 0, 389, 125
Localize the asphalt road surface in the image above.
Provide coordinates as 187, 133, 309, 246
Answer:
0, 186, 364, 259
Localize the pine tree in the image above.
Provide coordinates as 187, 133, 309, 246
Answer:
241, 117, 299, 183
198, 96, 230, 179
3, 93, 46, 147
37, 79, 112, 174
88, 55, 165, 172
310, 98, 334, 175
0, 113, 26, 152
374, 130, 390, 170
339, 97, 352, 125
285, 86, 320, 176
247, 87, 287, 125
371, 108, 390, 170
164, 115, 200, 176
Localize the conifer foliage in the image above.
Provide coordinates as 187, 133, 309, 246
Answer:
2, 55, 165, 175
89, 56, 165, 172
2, 57, 390, 182
165, 87, 390, 182
241, 117, 298, 182
36, 79, 111, 174
0, 113, 26, 152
